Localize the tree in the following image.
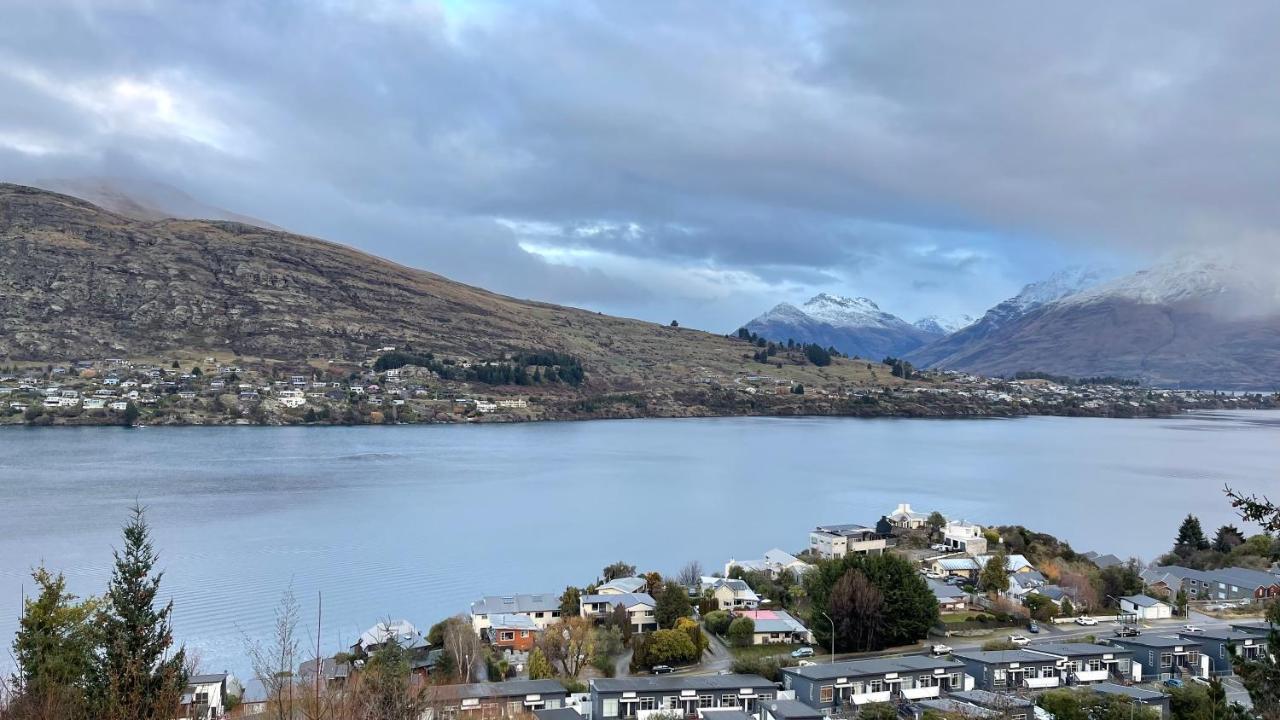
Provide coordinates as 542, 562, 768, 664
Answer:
121, 401, 140, 427
1024, 593, 1056, 622
926, 511, 947, 538
441, 615, 481, 683
806, 553, 939, 652
10, 567, 97, 717
702, 611, 732, 636
669, 320, 679, 327
674, 617, 707, 658
1213, 525, 1246, 553
356, 639, 426, 720
604, 603, 633, 645
93, 504, 187, 720
1174, 588, 1189, 617
602, 562, 636, 583
655, 582, 693, 629
1098, 561, 1144, 605
1059, 597, 1075, 618
1226, 486, 1280, 534
559, 586, 581, 619
589, 626, 625, 676
526, 647, 554, 680
726, 617, 755, 647
642, 571, 664, 596
243, 587, 299, 720
676, 561, 703, 588
643, 629, 698, 666
979, 552, 1011, 594
537, 617, 594, 678
1231, 601, 1280, 719
829, 569, 884, 652
1174, 514, 1210, 557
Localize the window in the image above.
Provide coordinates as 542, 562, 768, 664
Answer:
723, 695, 738, 707
665, 697, 678, 710
499, 631, 514, 641
638, 698, 656, 712
759, 694, 773, 702
698, 695, 714, 708
819, 687, 833, 704
520, 631, 529, 638
868, 680, 884, 693
602, 700, 618, 718
507, 702, 521, 716
1160, 653, 1172, 669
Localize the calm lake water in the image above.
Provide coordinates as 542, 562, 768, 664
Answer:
1, 411, 1276, 677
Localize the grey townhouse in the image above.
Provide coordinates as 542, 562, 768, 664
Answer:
589, 674, 777, 719
1022, 643, 1135, 685
1107, 635, 1206, 682
780, 656, 966, 714
945, 690, 1035, 720
422, 679, 570, 720
1180, 628, 1270, 676
950, 650, 1062, 692
1089, 683, 1171, 720
1147, 565, 1280, 603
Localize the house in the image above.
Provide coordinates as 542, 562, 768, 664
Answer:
277, 389, 306, 408
725, 549, 811, 579
942, 521, 989, 555
702, 578, 760, 611
1083, 552, 1126, 570
1025, 643, 1134, 685
352, 619, 428, 656
946, 690, 1034, 720
974, 554, 1035, 574
732, 609, 813, 645
177, 673, 243, 719
1119, 595, 1173, 621
782, 656, 967, 712
579, 593, 658, 633
931, 557, 980, 580
927, 579, 967, 611
109, 400, 129, 411
597, 577, 648, 595
471, 594, 562, 633
1149, 565, 1280, 603
298, 657, 352, 688
1089, 683, 1171, 719
590, 673, 778, 718
424, 679, 570, 720
1107, 635, 1206, 682
885, 503, 930, 530
760, 699, 824, 720
808, 524, 886, 559
486, 613, 540, 653
1008, 571, 1047, 599
950, 650, 1062, 691
1181, 628, 1269, 676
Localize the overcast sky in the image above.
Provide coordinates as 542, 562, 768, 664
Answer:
3, 1, 1276, 331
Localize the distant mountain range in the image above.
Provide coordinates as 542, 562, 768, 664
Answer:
743, 293, 970, 359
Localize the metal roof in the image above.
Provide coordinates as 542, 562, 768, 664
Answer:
591, 674, 775, 693
783, 655, 963, 681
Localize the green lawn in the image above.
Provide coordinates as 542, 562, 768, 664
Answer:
728, 642, 806, 660
941, 611, 983, 624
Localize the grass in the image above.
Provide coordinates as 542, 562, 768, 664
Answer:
728, 642, 806, 660
941, 612, 983, 624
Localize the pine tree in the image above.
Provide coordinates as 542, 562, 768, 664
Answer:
11, 567, 98, 717
527, 647, 554, 680
93, 504, 187, 720
1174, 514, 1210, 557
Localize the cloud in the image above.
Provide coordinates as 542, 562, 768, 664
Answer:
2, 1, 1276, 329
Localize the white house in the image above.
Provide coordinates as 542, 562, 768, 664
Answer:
1119, 594, 1173, 621
277, 389, 306, 408
733, 609, 813, 645
596, 577, 648, 595
942, 521, 989, 555
886, 503, 930, 530
808, 524, 886, 559
725, 548, 811, 579
177, 673, 243, 719
471, 594, 562, 633
702, 577, 760, 611
579, 592, 658, 633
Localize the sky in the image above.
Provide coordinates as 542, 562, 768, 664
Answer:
3, 1, 1278, 332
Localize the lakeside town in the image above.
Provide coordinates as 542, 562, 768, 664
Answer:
10, 498, 1276, 720
2, 349, 1276, 427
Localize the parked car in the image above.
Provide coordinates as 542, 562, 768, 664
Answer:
1191, 676, 1210, 686
1028, 621, 1040, 634
1182, 625, 1204, 633
1075, 616, 1097, 626
930, 644, 953, 656
652, 665, 674, 675
931, 544, 949, 552
1009, 634, 1030, 646
791, 647, 815, 658
797, 660, 816, 668
1163, 678, 1184, 688
1114, 626, 1141, 637
926, 570, 946, 579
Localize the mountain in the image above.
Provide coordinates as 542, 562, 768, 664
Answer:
0, 184, 899, 398
908, 266, 1111, 367
909, 257, 1280, 389
912, 314, 975, 336
31, 177, 282, 230
744, 293, 938, 358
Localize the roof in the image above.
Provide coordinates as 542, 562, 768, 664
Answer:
1203, 566, 1280, 589
914, 698, 998, 719
188, 673, 227, 686
951, 650, 1061, 665
1089, 683, 1167, 702
591, 674, 775, 693
974, 554, 1035, 573
949, 690, 1034, 709
763, 548, 807, 569
1120, 594, 1168, 608
580, 592, 656, 608
472, 593, 560, 616
927, 579, 965, 601
762, 698, 824, 720
783, 655, 963, 681
1188, 628, 1267, 642
813, 524, 876, 536
489, 613, 540, 631
1092, 554, 1125, 569
1027, 643, 1132, 658
700, 711, 753, 720
1109, 634, 1202, 649
937, 558, 980, 571
534, 708, 583, 720
299, 657, 351, 680
597, 577, 647, 594
734, 609, 809, 635
706, 578, 760, 600
428, 680, 568, 701
357, 619, 427, 650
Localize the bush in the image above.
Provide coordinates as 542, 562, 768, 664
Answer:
730, 655, 798, 682
726, 617, 756, 647
703, 610, 732, 635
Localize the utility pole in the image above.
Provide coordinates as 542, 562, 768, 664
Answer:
820, 611, 835, 663
315, 591, 322, 715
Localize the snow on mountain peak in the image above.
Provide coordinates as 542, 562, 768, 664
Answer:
1008, 265, 1113, 312
913, 314, 976, 335
799, 293, 903, 329
1061, 254, 1258, 307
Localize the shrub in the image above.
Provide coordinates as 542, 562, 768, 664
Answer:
726, 617, 756, 647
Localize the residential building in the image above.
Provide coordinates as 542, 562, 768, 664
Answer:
352, 619, 428, 656
1181, 628, 1269, 676
942, 521, 989, 555
927, 579, 967, 611
471, 594, 562, 633
177, 673, 242, 720
579, 593, 658, 633
1082, 553, 1126, 570
1108, 635, 1206, 682
885, 503, 930, 530
808, 524, 886, 559
1090, 684, 1171, 719
732, 609, 813, 645
589, 674, 778, 718
973, 554, 1035, 574
298, 657, 352, 689
702, 578, 760, 611
597, 577, 648, 595
946, 690, 1034, 720
931, 557, 980, 579
1025, 643, 1134, 685
424, 679, 570, 720
780, 656, 966, 713
1149, 565, 1280, 603
1119, 595, 1173, 621
760, 699, 823, 720
950, 650, 1061, 691
486, 613, 540, 653
725, 549, 811, 579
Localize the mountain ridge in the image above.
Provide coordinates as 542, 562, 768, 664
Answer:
744, 293, 938, 359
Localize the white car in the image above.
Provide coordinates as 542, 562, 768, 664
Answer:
1075, 616, 1097, 626
1182, 624, 1205, 633
931, 644, 953, 655
1009, 634, 1030, 646
931, 544, 949, 552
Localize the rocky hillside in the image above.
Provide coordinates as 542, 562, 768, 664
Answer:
743, 293, 939, 359
909, 258, 1280, 389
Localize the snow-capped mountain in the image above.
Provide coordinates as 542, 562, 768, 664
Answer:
909, 257, 1280, 388
913, 315, 976, 336
743, 293, 937, 359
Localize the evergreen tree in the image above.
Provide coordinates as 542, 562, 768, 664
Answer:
527, 647, 554, 680
1059, 596, 1075, 618
10, 567, 98, 717
979, 552, 1011, 594
1174, 514, 1210, 557
1212, 524, 1245, 553
93, 505, 187, 720
655, 582, 693, 629
558, 586, 581, 618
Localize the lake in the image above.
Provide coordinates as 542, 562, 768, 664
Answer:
0, 411, 1276, 678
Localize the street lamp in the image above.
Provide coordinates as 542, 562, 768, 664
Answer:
820, 611, 835, 663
